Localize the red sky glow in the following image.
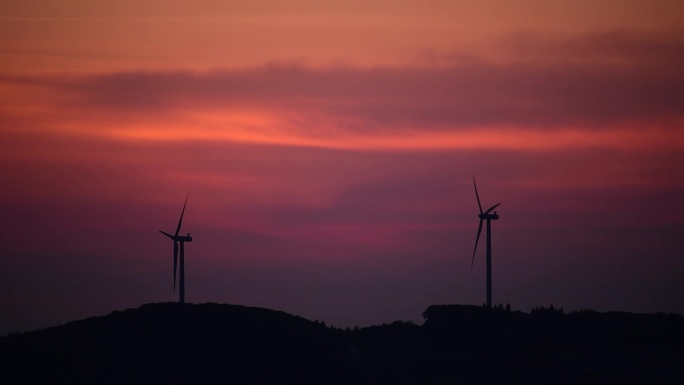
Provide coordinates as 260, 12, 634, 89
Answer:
1, 0, 684, 332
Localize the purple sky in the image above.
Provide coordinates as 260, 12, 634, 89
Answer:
1, 1, 684, 332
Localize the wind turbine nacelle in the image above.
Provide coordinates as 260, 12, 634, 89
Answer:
479, 213, 499, 220
178, 235, 193, 242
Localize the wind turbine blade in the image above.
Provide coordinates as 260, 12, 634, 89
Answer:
471, 219, 483, 270
485, 203, 501, 214
175, 193, 189, 237
159, 230, 174, 239
173, 241, 178, 292
473, 177, 483, 214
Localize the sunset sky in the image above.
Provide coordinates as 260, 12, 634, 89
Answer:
2, 0, 684, 332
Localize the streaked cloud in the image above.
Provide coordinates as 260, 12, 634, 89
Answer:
46, 42, 684, 127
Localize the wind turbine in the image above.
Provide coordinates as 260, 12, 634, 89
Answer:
160, 194, 193, 304
470, 177, 501, 309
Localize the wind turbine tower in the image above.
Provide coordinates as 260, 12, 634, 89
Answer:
470, 177, 501, 309
160, 194, 193, 303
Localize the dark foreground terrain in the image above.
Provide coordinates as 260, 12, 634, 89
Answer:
2, 303, 683, 384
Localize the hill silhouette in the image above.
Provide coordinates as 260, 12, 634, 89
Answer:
2, 303, 683, 384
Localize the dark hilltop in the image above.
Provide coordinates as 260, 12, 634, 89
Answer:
2, 303, 684, 384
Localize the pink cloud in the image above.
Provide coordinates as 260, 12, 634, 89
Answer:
3, 32, 682, 133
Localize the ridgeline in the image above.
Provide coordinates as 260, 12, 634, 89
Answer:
2, 303, 683, 384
